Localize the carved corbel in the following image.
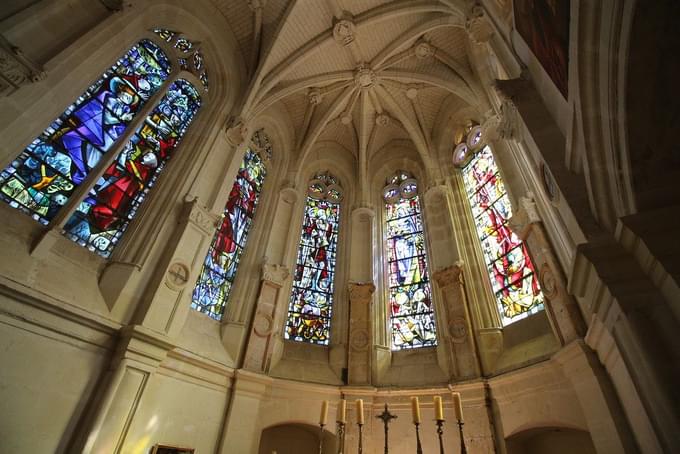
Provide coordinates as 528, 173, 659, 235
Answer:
182, 196, 220, 235
509, 194, 541, 240
482, 99, 522, 143
261, 261, 290, 288
333, 13, 356, 47
465, 3, 495, 44
0, 35, 46, 95
225, 118, 249, 147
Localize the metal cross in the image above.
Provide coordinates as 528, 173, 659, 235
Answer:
376, 403, 397, 454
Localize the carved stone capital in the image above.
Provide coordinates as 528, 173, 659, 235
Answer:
225, 118, 248, 147
333, 15, 356, 47
354, 63, 376, 89
483, 99, 522, 142
308, 87, 323, 105
433, 263, 464, 287
183, 197, 220, 235
261, 262, 290, 287
0, 35, 46, 95
509, 194, 541, 239
466, 5, 494, 44
348, 282, 375, 303
414, 40, 434, 59
375, 114, 390, 127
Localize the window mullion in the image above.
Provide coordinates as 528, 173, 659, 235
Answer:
44, 70, 182, 232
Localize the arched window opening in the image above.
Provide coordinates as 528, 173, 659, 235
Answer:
455, 126, 544, 326
191, 129, 270, 320
384, 171, 437, 350
0, 29, 207, 258
285, 172, 343, 345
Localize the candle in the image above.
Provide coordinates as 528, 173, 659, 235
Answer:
411, 396, 421, 424
434, 395, 444, 421
356, 399, 364, 425
452, 392, 464, 422
337, 399, 347, 423
320, 400, 329, 425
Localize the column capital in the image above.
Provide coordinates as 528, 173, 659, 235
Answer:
433, 263, 465, 288
509, 194, 541, 240
182, 196, 220, 235
225, 117, 249, 147
261, 261, 290, 287
348, 282, 375, 303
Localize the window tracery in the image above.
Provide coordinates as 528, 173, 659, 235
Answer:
454, 127, 544, 325
384, 171, 437, 350
0, 31, 206, 258
284, 172, 342, 345
191, 130, 270, 320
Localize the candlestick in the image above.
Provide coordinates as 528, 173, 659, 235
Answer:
436, 419, 445, 454
358, 422, 364, 454
336, 420, 346, 454
337, 399, 347, 424
356, 399, 364, 425
434, 395, 444, 421
452, 392, 463, 422
458, 420, 467, 454
376, 403, 397, 454
320, 400, 329, 426
411, 396, 421, 424
317, 422, 325, 454
414, 422, 423, 454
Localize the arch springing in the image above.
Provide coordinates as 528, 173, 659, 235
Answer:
285, 172, 342, 345
384, 171, 437, 350
191, 130, 270, 320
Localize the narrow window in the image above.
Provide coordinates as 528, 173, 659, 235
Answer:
285, 172, 343, 345
384, 171, 437, 350
191, 130, 271, 320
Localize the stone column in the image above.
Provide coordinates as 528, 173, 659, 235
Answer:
347, 282, 375, 385
243, 262, 290, 373
433, 264, 480, 380
510, 194, 586, 345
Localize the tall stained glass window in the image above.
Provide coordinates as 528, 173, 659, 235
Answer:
0, 30, 208, 258
457, 130, 544, 325
285, 172, 343, 345
384, 171, 437, 350
191, 130, 271, 320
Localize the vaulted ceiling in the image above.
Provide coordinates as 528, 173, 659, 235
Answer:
210, 0, 485, 172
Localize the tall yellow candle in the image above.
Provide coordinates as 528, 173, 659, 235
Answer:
411, 396, 421, 424
319, 400, 329, 425
452, 392, 464, 422
433, 395, 444, 421
337, 399, 347, 423
356, 399, 364, 424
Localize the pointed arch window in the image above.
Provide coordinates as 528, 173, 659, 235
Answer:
454, 126, 544, 325
384, 171, 437, 350
285, 172, 343, 345
191, 130, 271, 320
0, 29, 207, 257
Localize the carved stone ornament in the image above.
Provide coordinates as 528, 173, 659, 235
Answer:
449, 317, 468, 343
350, 329, 370, 351
376, 114, 390, 127
253, 311, 274, 337
261, 262, 290, 287
433, 264, 464, 287
466, 5, 494, 44
184, 197, 220, 234
225, 119, 248, 147
308, 87, 323, 105
165, 261, 190, 291
354, 64, 376, 89
414, 41, 434, 59
539, 263, 559, 299
348, 282, 376, 302
0, 35, 46, 96
333, 16, 356, 46
509, 194, 541, 239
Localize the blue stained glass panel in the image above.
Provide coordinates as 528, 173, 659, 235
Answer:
385, 194, 437, 350
62, 79, 201, 257
0, 40, 171, 224
191, 145, 268, 320
285, 196, 341, 345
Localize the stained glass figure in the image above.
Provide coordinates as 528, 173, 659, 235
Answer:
191, 134, 269, 320
0, 40, 171, 224
385, 172, 437, 350
62, 79, 201, 257
461, 145, 544, 325
285, 173, 342, 345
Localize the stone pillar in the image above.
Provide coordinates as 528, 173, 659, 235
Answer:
553, 341, 638, 454
243, 262, 290, 373
70, 325, 175, 453
433, 264, 480, 380
510, 194, 586, 345
347, 282, 375, 385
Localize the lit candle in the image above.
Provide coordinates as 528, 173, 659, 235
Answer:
337, 399, 347, 423
356, 399, 364, 425
434, 395, 444, 421
452, 392, 464, 422
320, 400, 329, 425
411, 396, 421, 424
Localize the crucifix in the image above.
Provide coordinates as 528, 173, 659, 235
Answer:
375, 403, 397, 454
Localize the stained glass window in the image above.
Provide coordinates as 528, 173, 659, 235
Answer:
461, 145, 544, 325
285, 173, 342, 345
0, 40, 171, 224
191, 132, 270, 320
384, 172, 437, 350
63, 79, 202, 257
